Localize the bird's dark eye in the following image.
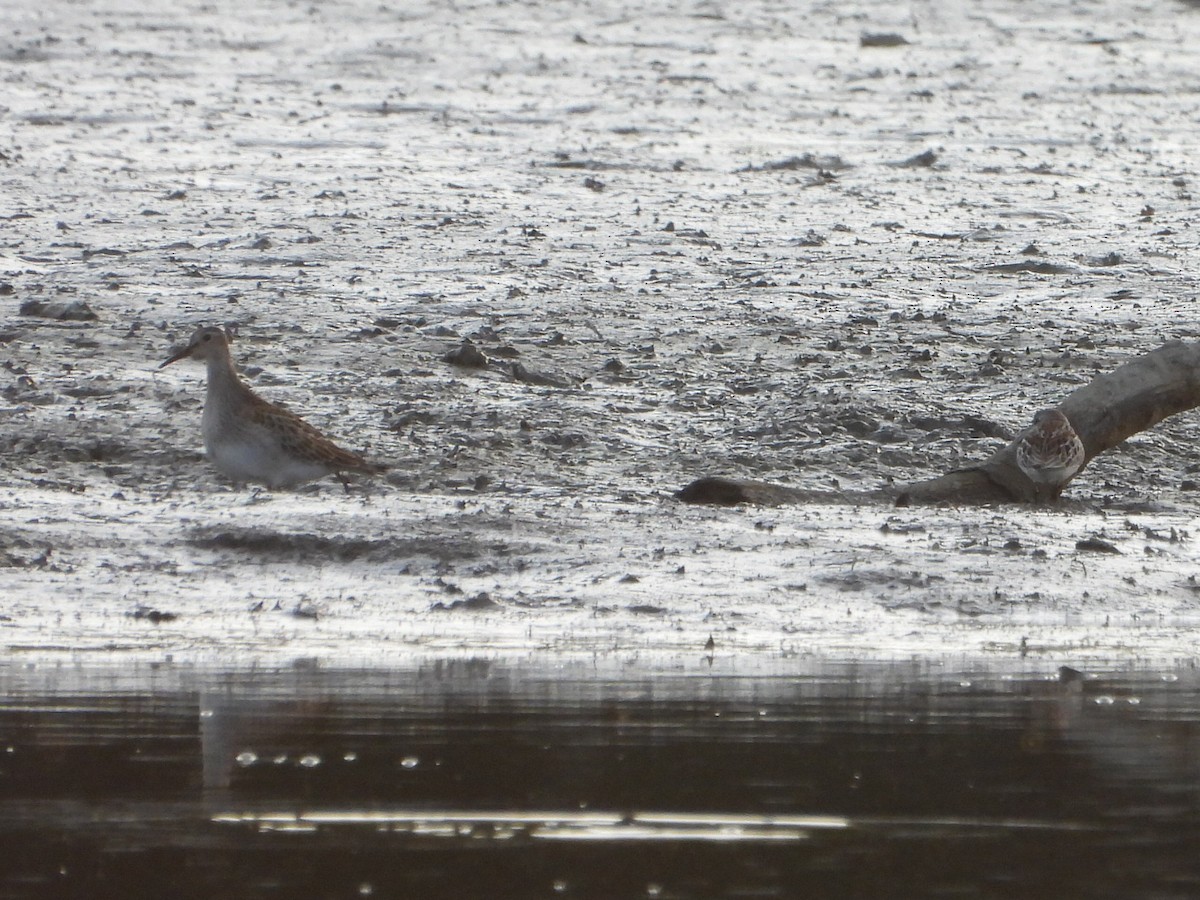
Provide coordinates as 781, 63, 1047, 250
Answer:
202, 334, 212, 342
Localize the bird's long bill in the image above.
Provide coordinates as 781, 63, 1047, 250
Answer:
159, 343, 195, 368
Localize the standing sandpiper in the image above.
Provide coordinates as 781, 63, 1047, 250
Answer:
160, 325, 386, 490
1015, 408, 1085, 501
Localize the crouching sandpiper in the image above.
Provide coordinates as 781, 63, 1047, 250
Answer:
1015, 408, 1085, 501
160, 325, 386, 490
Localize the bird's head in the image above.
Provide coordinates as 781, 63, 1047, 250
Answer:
160, 325, 234, 368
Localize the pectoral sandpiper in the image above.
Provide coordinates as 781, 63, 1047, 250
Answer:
160, 325, 386, 491
1015, 408, 1085, 500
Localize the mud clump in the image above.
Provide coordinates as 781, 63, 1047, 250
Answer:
432, 592, 498, 612
189, 529, 388, 561
19, 299, 98, 321
187, 527, 534, 565
444, 341, 488, 369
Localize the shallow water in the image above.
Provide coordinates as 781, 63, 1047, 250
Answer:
1, 658, 1197, 898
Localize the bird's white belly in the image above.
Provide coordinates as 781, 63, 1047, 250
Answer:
1024, 464, 1075, 485
203, 413, 327, 488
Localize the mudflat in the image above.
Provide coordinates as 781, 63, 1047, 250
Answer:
3, 0, 1200, 663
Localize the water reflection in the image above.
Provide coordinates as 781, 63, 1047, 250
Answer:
0, 658, 1197, 898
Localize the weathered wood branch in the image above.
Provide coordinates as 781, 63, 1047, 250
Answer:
676, 341, 1200, 507
673, 477, 891, 507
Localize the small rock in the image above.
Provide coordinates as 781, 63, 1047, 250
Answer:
1076, 537, 1120, 554
432, 592, 498, 611
868, 426, 904, 444
860, 32, 910, 47
841, 416, 879, 438
897, 149, 938, 168
130, 606, 179, 624
443, 341, 488, 369
511, 361, 573, 388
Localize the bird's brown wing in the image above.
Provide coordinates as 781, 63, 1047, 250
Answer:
245, 394, 386, 475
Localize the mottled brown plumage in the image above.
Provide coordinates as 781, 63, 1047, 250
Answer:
160, 325, 385, 490
1015, 408, 1085, 501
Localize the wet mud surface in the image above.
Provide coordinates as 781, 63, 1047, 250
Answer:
5, 0, 1200, 662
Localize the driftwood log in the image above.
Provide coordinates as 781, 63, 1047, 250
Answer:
676, 341, 1200, 507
